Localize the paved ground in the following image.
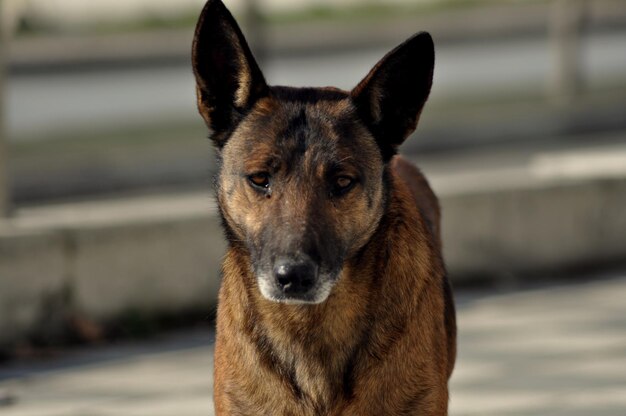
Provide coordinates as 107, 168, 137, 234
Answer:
1, 273, 625, 415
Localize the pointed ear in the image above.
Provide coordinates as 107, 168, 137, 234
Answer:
351, 32, 434, 160
192, 0, 268, 146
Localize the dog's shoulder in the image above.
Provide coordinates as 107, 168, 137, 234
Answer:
390, 155, 441, 247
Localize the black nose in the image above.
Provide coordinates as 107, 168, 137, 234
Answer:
273, 257, 317, 295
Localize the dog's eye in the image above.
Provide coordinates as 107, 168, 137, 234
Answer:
248, 173, 270, 189
332, 176, 355, 196
336, 177, 352, 189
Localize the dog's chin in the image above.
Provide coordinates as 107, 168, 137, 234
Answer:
257, 276, 335, 305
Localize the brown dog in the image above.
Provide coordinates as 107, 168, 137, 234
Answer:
192, 1, 456, 414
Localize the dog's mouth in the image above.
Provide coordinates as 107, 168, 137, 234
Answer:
255, 256, 340, 304
257, 275, 335, 304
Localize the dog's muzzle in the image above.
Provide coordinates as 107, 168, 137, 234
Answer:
257, 253, 335, 304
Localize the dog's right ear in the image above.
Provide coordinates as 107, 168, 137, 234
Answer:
192, 0, 268, 146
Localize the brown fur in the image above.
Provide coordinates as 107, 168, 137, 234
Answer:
192, 1, 456, 414
214, 160, 455, 415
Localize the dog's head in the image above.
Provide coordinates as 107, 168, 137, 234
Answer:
192, 0, 434, 304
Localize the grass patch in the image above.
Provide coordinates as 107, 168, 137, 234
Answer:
11, 121, 207, 162
262, 0, 544, 25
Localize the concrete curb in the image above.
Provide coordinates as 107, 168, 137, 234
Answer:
0, 194, 225, 349
441, 175, 626, 280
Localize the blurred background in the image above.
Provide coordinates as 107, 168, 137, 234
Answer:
2, 0, 626, 203
1, 0, 625, 415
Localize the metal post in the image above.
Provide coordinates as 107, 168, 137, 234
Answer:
0, 0, 11, 217
549, 0, 586, 104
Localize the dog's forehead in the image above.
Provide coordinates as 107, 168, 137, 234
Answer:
258, 89, 356, 139
230, 87, 376, 167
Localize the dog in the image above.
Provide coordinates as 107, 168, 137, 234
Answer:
192, 1, 456, 414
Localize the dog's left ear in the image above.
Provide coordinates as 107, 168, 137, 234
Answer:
192, 0, 268, 146
351, 32, 434, 161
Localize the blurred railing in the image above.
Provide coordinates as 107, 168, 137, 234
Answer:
551, 0, 586, 104
0, 2, 10, 218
